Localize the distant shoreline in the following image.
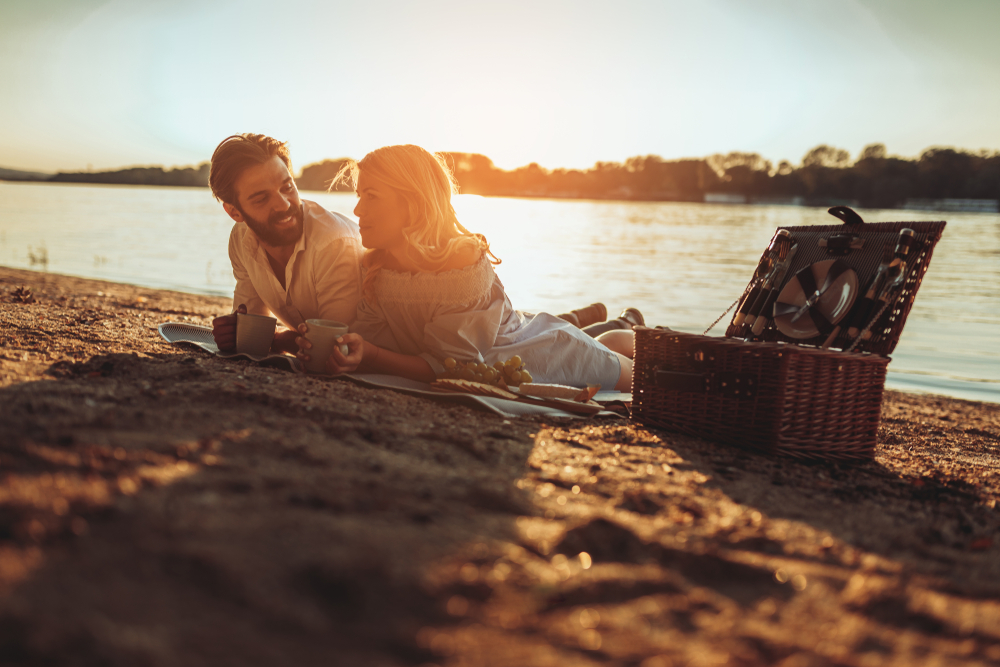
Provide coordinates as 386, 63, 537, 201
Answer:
3, 176, 996, 213
5, 143, 1000, 212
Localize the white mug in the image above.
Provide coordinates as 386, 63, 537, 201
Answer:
304, 319, 350, 374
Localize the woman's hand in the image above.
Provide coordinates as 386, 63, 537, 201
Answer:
325, 333, 365, 373
295, 323, 365, 374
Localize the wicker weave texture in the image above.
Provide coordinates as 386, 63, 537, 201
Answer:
632, 329, 888, 461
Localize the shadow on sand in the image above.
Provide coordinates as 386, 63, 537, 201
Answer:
1, 350, 998, 665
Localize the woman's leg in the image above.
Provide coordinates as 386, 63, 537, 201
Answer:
597, 330, 635, 359
557, 302, 607, 328
581, 307, 644, 338
613, 353, 633, 392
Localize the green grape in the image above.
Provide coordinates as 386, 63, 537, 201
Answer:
444, 357, 457, 370
493, 361, 505, 371
508, 370, 522, 385
505, 355, 522, 369
476, 362, 488, 373
460, 367, 476, 380
520, 370, 533, 384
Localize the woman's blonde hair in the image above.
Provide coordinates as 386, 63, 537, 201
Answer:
335, 144, 499, 297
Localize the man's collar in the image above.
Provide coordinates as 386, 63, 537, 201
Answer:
288, 203, 309, 261
241, 223, 261, 254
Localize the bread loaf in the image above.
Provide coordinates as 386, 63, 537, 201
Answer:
518, 383, 583, 400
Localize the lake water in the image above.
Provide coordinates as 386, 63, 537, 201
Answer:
2, 181, 998, 404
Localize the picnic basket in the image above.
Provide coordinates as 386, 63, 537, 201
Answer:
631, 207, 946, 461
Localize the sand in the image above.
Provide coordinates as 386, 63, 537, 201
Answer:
1, 265, 998, 667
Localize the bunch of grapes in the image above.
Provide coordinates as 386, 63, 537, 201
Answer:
440, 355, 534, 387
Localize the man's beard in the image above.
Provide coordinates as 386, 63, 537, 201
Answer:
238, 202, 304, 247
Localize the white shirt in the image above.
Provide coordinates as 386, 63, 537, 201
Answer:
228, 200, 363, 329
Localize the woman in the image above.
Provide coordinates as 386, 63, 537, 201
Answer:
296, 144, 635, 391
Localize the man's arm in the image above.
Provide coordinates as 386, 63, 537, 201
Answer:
313, 236, 363, 325
270, 236, 361, 355
230, 239, 268, 317
213, 228, 269, 351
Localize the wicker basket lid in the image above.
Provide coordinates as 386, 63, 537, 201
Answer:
723, 207, 946, 357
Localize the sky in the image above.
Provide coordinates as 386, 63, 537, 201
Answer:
2, 0, 999, 173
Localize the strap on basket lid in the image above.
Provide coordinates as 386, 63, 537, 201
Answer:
828, 206, 865, 226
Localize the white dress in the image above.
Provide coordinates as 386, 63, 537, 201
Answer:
351, 255, 622, 389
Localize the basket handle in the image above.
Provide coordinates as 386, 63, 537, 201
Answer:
828, 206, 865, 226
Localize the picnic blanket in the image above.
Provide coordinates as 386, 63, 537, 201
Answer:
157, 322, 630, 419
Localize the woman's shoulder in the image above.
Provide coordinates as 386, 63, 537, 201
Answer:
438, 244, 482, 272
374, 252, 495, 307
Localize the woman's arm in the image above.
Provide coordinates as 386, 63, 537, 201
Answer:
357, 337, 436, 382
296, 328, 436, 382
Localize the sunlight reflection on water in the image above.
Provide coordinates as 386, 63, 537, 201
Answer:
2, 181, 997, 403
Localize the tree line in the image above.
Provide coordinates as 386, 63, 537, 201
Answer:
8, 144, 1000, 208
295, 144, 1000, 208
46, 163, 211, 188
695, 144, 1000, 207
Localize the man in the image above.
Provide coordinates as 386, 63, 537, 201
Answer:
208, 133, 362, 353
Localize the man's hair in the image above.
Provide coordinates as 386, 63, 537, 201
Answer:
209, 133, 292, 205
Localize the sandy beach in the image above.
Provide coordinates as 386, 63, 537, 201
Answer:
1, 265, 999, 666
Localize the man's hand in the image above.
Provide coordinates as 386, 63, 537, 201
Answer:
212, 304, 246, 351
270, 329, 300, 355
